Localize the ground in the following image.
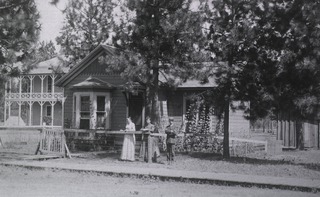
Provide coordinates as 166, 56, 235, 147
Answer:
0, 165, 318, 197
1, 131, 320, 196
41, 149, 320, 180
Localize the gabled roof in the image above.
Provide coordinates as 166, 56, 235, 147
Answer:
71, 76, 115, 89
159, 66, 217, 89
28, 57, 69, 75
55, 45, 117, 87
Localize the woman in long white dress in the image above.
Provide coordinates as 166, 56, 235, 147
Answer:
120, 117, 136, 161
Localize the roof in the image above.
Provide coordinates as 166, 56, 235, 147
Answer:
56, 44, 217, 89
71, 76, 115, 89
28, 57, 69, 75
55, 45, 117, 87
159, 67, 217, 89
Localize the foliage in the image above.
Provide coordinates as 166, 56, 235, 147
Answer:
205, 0, 320, 157
0, 0, 41, 79
43, 116, 52, 125
56, 0, 114, 65
185, 93, 215, 134
103, 0, 209, 124
22, 41, 57, 73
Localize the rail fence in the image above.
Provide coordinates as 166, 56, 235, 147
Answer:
63, 129, 268, 161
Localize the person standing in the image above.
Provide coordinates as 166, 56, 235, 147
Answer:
120, 117, 136, 161
165, 117, 176, 164
141, 116, 160, 162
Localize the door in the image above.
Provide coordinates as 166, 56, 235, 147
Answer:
128, 92, 144, 130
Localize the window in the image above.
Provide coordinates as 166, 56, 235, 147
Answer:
47, 76, 52, 92
73, 92, 110, 129
80, 96, 90, 129
46, 105, 52, 117
96, 96, 105, 128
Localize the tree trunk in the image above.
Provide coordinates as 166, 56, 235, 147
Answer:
150, 66, 160, 126
223, 100, 230, 159
145, 85, 152, 119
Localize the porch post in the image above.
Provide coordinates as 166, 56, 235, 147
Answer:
18, 101, 22, 126
28, 76, 34, 94
51, 75, 56, 94
28, 101, 34, 126
50, 101, 56, 127
39, 101, 45, 126
8, 101, 11, 120
39, 75, 45, 94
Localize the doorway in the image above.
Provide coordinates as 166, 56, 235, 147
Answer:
128, 92, 144, 130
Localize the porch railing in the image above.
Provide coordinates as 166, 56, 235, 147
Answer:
5, 92, 64, 101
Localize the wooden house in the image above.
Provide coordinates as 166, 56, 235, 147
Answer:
55, 45, 250, 136
3, 57, 67, 127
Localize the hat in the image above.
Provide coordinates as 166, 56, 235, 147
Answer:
169, 117, 174, 121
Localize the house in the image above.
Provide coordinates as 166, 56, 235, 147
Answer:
3, 57, 67, 127
276, 115, 320, 149
55, 45, 250, 136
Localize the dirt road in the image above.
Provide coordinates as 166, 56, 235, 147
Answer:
0, 165, 317, 197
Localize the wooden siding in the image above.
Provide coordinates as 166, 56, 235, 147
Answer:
63, 73, 127, 130
229, 107, 250, 136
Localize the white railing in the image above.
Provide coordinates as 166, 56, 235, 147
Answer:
5, 92, 64, 101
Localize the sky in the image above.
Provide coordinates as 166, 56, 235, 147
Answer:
35, 0, 68, 49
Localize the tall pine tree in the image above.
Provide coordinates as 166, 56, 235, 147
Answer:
106, 0, 208, 125
56, 0, 114, 65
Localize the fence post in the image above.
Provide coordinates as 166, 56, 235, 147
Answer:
147, 134, 152, 163
245, 142, 248, 156
265, 141, 268, 153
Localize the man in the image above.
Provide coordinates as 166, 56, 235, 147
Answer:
165, 117, 176, 164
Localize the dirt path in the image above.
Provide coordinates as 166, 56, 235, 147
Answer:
0, 165, 318, 197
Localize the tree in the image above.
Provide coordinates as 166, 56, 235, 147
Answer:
0, 0, 41, 79
0, 0, 41, 122
56, 0, 114, 65
22, 41, 57, 73
206, 0, 320, 157
104, 0, 208, 125
205, 0, 266, 158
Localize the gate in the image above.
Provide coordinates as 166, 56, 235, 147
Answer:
36, 128, 71, 157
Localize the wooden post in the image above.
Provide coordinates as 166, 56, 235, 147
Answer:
18, 101, 22, 126
28, 101, 34, 126
39, 101, 45, 126
147, 133, 152, 163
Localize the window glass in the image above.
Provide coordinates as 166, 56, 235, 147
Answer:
47, 77, 52, 92
97, 96, 105, 112
80, 96, 90, 112
46, 105, 52, 117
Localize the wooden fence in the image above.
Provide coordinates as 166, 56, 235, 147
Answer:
37, 128, 70, 157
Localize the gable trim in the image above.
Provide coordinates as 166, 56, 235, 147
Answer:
55, 45, 116, 87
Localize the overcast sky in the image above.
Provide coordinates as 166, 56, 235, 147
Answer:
35, 0, 67, 49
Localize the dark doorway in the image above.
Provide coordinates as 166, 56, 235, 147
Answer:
129, 93, 144, 130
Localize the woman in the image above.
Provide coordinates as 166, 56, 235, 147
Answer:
120, 117, 136, 161
140, 116, 160, 162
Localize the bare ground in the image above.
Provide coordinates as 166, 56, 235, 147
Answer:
0, 165, 318, 197
43, 149, 320, 180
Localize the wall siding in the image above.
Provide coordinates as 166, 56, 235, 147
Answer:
63, 69, 127, 130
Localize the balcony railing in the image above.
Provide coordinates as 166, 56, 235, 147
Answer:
5, 92, 64, 101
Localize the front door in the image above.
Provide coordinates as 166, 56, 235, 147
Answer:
128, 93, 144, 130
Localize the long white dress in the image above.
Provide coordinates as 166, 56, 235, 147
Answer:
120, 123, 136, 161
